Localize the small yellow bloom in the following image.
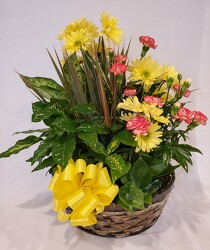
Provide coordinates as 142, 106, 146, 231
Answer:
128, 56, 163, 89
135, 123, 163, 152
100, 12, 124, 44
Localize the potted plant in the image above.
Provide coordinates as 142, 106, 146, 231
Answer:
0, 12, 207, 237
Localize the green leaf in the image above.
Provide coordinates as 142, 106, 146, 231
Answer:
32, 101, 65, 122
142, 179, 162, 194
70, 104, 98, 114
144, 157, 166, 176
144, 193, 152, 206
32, 156, 55, 172
105, 154, 131, 183
19, 74, 67, 100
52, 116, 77, 133
77, 121, 109, 134
78, 132, 107, 155
13, 128, 49, 135
177, 144, 203, 154
115, 197, 133, 212
29, 137, 55, 165
130, 157, 152, 189
118, 182, 144, 210
0, 136, 42, 158
52, 134, 76, 169
106, 138, 120, 155
116, 129, 138, 147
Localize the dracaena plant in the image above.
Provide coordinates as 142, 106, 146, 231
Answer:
0, 12, 207, 213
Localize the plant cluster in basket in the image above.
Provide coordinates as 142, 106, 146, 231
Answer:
0, 12, 207, 230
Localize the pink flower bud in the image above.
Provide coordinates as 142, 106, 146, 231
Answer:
182, 89, 191, 98
109, 64, 128, 76
123, 88, 137, 97
113, 54, 127, 64
139, 35, 158, 49
192, 111, 208, 125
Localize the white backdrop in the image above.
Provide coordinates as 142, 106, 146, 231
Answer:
0, 0, 210, 249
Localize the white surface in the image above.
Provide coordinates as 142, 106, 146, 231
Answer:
0, 0, 210, 249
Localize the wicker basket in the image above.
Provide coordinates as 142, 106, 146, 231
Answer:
78, 173, 175, 237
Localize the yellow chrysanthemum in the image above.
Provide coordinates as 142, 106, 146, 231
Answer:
153, 82, 172, 102
100, 11, 124, 44
58, 18, 99, 53
148, 106, 170, 124
128, 56, 163, 88
120, 112, 137, 121
117, 96, 143, 113
135, 123, 163, 153
159, 64, 178, 81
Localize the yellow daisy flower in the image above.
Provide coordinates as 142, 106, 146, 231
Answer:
135, 123, 163, 152
160, 64, 178, 81
58, 18, 99, 53
148, 106, 170, 125
117, 96, 142, 113
128, 56, 163, 88
120, 112, 137, 121
100, 11, 124, 44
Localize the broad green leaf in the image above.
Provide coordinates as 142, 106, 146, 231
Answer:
78, 132, 107, 155
52, 116, 77, 133
116, 129, 138, 147
144, 157, 166, 176
0, 136, 42, 158
32, 101, 65, 122
52, 134, 76, 169
115, 197, 133, 212
105, 154, 131, 183
77, 121, 109, 134
118, 182, 144, 210
19, 74, 67, 100
29, 137, 55, 165
144, 193, 152, 206
142, 179, 162, 194
106, 138, 120, 155
70, 104, 98, 115
130, 157, 152, 188
32, 156, 55, 172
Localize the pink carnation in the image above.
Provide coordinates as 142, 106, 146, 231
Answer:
109, 64, 128, 76
144, 95, 164, 107
139, 35, 158, 49
173, 106, 193, 124
192, 111, 208, 125
114, 54, 127, 64
126, 116, 151, 135
124, 88, 137, 97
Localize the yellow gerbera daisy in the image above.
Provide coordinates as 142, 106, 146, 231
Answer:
128, 56, 163, 88
135, 123, 163, 152
100, 11, 124, 44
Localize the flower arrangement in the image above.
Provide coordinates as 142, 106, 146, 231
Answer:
0, 12, 207, 228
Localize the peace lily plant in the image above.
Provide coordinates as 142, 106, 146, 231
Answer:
0, 12, 207, 227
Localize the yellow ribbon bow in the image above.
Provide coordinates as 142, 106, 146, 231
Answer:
48, 159, 119, 227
